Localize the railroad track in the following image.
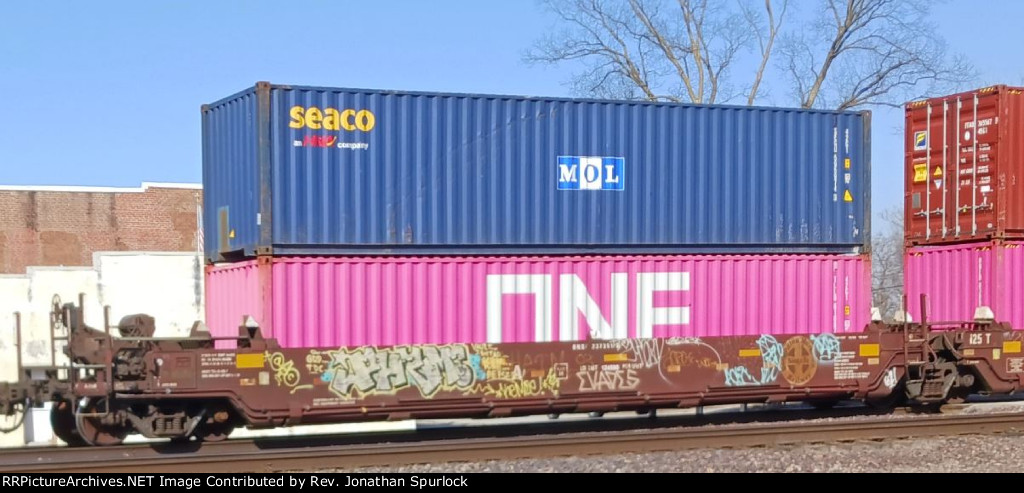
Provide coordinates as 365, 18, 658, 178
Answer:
2, 407, 1023, 473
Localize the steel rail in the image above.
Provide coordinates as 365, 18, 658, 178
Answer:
1, 410, 1022, 473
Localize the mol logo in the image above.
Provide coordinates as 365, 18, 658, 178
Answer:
289, 106, 376, 132
557, 156, 625, 191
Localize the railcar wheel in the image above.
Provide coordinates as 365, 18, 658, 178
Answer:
51, 400, 86, 447
75, 399, 130, 446
198, 423, 235, 442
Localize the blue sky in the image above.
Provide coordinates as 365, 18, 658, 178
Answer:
2, 1, 1022, 222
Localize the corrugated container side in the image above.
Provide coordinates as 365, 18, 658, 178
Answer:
905, 241, 1024, 328
201, 88, 260, 259
905, 85, 1024, 246
204, 262, 261, 338
202, 83, 870, 260
206, 254, 871, 348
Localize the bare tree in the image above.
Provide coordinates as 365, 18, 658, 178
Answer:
871, 206, 904, 322
525, 0, 772, 104
741, 0, 787, 105
781, 0, 973, 109
528, 0, 972, 109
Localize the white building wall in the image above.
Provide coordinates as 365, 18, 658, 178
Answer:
94, 252, 204, 338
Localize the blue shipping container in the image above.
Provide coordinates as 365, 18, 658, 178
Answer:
202, 82, 871, 261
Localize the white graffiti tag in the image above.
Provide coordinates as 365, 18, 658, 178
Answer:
324, 345, 476, 398
612, 338, 664, 369
883, 368, 898, 390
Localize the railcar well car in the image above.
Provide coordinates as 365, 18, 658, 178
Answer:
0, 294, 1017, 446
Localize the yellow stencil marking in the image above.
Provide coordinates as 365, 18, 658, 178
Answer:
236, 353, 265, 369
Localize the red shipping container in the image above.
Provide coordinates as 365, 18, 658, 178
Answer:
205, 254, 871, 348
905, 241, 1024, 327
904, 85, 1024, 246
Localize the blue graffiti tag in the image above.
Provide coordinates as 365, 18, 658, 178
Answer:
757, 334, 783, 384
810, 334, 841, 362
726, 335, 784, 386
724, 366, 758, 386
469, 354, 487, 381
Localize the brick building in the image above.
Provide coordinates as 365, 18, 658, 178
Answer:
0, 183, 202, 274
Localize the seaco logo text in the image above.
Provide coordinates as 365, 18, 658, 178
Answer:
289, 106, 376, 132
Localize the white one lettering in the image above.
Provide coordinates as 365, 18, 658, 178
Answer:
559, 273, 627, 341
485, 272, 690, 342
486, 274, 552, 343
636, 272, 691, 339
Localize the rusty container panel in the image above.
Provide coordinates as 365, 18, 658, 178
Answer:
163, 332, 900, 424
205, 254, 872, 349
905, 85, 1024, 246
202, 82, 870, 260
905, 240, 1024, 328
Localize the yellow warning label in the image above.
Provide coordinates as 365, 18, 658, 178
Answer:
229, 229, 236, 239
844, 158, 851, 169
603, 353, 628, 362
994, 348, 1002, 360
859, 344, 880, 357
914, 163, 928, 182
934, 166, 943, 177
844, 305, 851, 316
739, 349, 762, 357
1004, 341, 1022, 354
236, 353, 265, 369
843, 190, 853, 202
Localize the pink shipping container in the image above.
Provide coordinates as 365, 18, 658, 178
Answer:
205, 254, 872, 348
905, 241, 1024, 327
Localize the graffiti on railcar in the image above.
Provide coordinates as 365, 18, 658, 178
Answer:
265, 351, 303, 389
662, 347, 722, 373
282, 334, 883, 401
321, 344, 477, 398
313, 343, 573, 400
610, 338, 665, 369
470, 369, 564, 399
467, 344, 568, 399
883, 368, 899, 388
811, 334, 841, 362
724, 335, 785, 386
661, 337, 728, 375
576, 367, 640, 391
1007, 357, 1024, 374
719, 334, 874, 387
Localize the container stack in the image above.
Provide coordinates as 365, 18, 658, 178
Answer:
201, 82, 872, 348
904, 85, 1024, 326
